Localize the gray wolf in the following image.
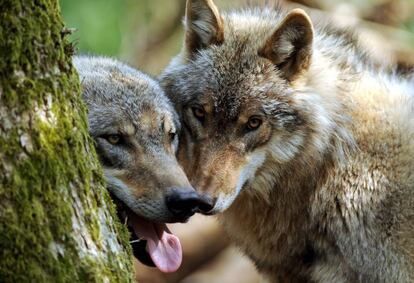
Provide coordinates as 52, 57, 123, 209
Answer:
74, 56, 213, 273
160, 0, 414, 281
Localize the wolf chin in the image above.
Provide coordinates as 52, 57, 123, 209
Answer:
160, 0, 414, 282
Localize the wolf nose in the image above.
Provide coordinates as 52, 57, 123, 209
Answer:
165, 188, 214, 219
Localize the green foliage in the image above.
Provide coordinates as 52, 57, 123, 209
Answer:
404, 18, 414, 44
60, 0, 126, 56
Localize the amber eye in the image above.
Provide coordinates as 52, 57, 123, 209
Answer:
247, 117, 262, 131
106, 134, 121, 145
169, 131, 176, 141
192, 106, 205, 121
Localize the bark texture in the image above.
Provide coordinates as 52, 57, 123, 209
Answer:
0, 1, 133, 282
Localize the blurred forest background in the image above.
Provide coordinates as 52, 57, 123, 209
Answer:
60, 0, 414, 76
59, 1, 413, 282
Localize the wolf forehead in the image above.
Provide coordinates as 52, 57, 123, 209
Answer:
161, 9, 304, 117
164, 46, 293, 123
75, 56, 179, 130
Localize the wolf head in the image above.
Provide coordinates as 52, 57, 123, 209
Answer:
161, 0, 352, 213
74, 56, 212, 223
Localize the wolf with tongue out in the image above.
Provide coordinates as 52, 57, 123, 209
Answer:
73, 55, 213, 273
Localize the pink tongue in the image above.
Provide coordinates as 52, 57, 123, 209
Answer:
129, 214, 182, 273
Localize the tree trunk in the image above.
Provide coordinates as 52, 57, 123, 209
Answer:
0, 1, 134, 282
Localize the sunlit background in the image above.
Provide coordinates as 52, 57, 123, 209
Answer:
60, 1, 414, 282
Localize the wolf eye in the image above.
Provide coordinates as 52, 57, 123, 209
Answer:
192, 106, 205, 121
169, 131, 176, 141
247, 117, 262, 131
106, 134, 122, 145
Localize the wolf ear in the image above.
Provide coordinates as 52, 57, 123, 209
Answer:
259, 9, 313, 81
184, 0, 224, 59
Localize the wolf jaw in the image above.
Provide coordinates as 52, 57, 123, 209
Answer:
103, 170, 182, 273
160, 0, 414, 281
111, 191, 182, 273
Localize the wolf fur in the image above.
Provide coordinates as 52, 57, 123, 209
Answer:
160, 0, 414, 282
74, 55, 192, 223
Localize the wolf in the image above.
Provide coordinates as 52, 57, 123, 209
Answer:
73, 56, 213, 273
160, 0, 414, 281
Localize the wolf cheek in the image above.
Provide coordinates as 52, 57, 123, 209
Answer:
213, 149, 267, 212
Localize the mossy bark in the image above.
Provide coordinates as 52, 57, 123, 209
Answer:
0, 1, 134, 282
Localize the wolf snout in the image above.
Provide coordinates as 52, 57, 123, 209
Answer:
165, 188, 214, 220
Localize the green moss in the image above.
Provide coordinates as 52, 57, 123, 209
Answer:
0, 1, 133, 282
